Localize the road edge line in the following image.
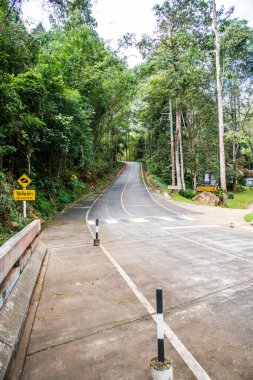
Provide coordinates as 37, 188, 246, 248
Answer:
85, 219, 211, 380
140, 164, 181, 215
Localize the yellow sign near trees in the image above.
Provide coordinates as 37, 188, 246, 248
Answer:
13, 190, 36, 201
17, 173, 32, 188
196, 186, 216, 192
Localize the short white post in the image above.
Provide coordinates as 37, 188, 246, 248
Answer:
23, 187, 27, 218
150, 288, 173, 380
94, 219, 100, 246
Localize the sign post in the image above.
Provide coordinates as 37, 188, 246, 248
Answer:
23, 187, 27, 218
15, 174, 35, 218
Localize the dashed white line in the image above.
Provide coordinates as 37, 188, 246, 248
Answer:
105, 219, 118, 224
130, 218, 148, 223
180, 215, 195, 221
162, 225, 218, 230
160, 216, 175, 221
87, 220, 95, 225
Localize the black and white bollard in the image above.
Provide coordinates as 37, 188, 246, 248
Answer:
94, 219, 100, 246
150, 288, 173, 380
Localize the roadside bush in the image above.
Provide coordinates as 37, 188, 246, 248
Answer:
34, 193, 54, 217
179, 189, 196, 199
56, 188, 75, 210
235, 185, 246, 192
237, 175, 246, 186
0, 173, 21, 226
227, 192, 234, 199
213, 188, 224, 202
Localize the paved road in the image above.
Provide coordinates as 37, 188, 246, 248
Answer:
20, 162, 253, 380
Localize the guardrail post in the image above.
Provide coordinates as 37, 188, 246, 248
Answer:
94, 219, 100, 246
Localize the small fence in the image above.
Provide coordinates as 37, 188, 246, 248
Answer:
0, 220, 41, 309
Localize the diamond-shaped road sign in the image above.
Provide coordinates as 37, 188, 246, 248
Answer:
17, 173, 32, 188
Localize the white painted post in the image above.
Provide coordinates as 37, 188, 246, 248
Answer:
94, 219, 100, 246
23, 187, 27, 218
150, 288, 173, 380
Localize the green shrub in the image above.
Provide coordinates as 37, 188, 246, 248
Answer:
56, 188, 74, 210
237, 175, 246, 186
244, 213, 253, 223
179, 189, 196, 199
213, 188, 223, 200
34, 194, 54, 217
227, 192, 234, 199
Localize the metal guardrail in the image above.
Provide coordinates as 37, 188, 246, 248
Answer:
0, 220, 41, 309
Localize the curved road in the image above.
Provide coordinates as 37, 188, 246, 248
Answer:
87, 162, 253, 379
21, 162, 253, 380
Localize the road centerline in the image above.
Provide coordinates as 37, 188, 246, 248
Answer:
120, 164, 134, 217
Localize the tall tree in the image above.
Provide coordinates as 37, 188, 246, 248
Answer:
212, 0, 227, 205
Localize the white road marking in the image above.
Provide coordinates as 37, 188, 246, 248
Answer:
87, 226, 211, 379
105, 219, 118, 224
86, 164, 211, 379
140, 164, 181, 215
72, 206, 90, 209
120, 164, 134, 217
180, 215, 195, 221
163, 229, 253, 265
87, 220, 95, 225
160, 216, 174, 221
125, 204, 157, 207
130, 218, 148, 223
162, 225, 218, 230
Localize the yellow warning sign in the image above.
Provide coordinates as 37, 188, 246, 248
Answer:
13, 190, 36, 201
17, 174, 32, 188
196, 186, 216, 192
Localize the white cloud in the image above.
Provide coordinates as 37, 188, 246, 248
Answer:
21, 0, 253, 66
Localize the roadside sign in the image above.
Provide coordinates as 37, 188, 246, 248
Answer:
17, 174, 32, 188
13, 189, 36, 201
196, 186, 216, 192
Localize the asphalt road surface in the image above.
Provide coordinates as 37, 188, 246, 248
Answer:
87, 162, 253, 379
20, 161, 253, 380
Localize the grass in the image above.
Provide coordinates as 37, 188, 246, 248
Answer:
148, 173, 253, 209
0, 228, 15, 246
170, 192, 194, 203
150, 174, 194, 203
227, 187, 253, 209
244, 213, 253, 223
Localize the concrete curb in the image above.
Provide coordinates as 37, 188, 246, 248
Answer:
0, 242, 47, 380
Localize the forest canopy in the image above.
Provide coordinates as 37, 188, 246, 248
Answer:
0, 0, 253, 229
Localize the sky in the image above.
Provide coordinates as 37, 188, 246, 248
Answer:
22, 0, 253, 67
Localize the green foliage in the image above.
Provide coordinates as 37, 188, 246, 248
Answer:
237, 175, 246, 186
179, 189, 196, 199
213, 188, 224, 201
0, 173, 20, 226
227, 187, 253, 209
227, 191, 234, 199
244, 213, 253, 223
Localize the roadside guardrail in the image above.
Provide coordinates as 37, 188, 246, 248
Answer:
0, 219, 47, 379
0, 220, 40, 308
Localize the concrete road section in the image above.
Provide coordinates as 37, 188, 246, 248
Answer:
20, 162, 253, 379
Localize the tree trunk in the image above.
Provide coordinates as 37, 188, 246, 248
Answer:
179, 127, 185, 190
213, 0, 227, 206
232, 142, 238, 192
175, 106, 182, 189
169, 99, 176, 186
